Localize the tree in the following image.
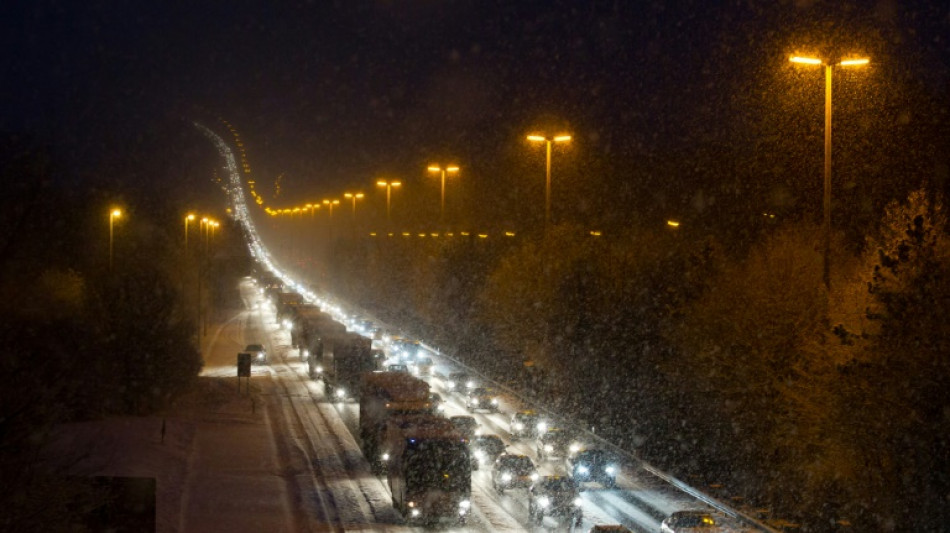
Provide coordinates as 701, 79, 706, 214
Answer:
848, 188, 950, 530
667, 224, 840, 511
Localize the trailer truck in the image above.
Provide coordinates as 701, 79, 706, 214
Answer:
359, 372, 432, 472
322, 332, 376, 401
383, 414, 472, 525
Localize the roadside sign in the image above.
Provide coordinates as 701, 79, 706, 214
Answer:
237, 353, 251, 377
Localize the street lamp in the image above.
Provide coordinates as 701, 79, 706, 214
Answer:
109, 208, 122, 270
427, 164, 460, 225
322, 199, 340, 217
527, 133, 571, 231
184, 213, 196, 251
323, 199, 340, 242
376, 180, 402, 226
200, 217, 210, 254
790, 54, 869, 289
343, 192, 365, 218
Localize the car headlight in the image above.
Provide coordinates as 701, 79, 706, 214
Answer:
514, 422, 524, 431
381, 453, 390, 461
544, 444, 554, 452
436, 404, 445, 412
574, 497, 583, 507
303, 349, 309, 357
538, 496, 550, 508
466, 381, 475, 389
411, 509, 421, 518
490, 398, 498, 405
257, 353, 264, 359
569, 443, 581, 453
447, 381, 455, 389
316, 365, 323, 373
537, 422, 548, 433
530, 472, 539, 481
335, 388, 346, 399
459, 499, 471, 509
501, 472, 513, 482
606, 466, 616, 475
577, 465, 589, 474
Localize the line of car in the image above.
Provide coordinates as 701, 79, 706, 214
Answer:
251, 273, 742, 533
426, 367, 630, 531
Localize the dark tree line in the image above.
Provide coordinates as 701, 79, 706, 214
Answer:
0, 133, 223, 530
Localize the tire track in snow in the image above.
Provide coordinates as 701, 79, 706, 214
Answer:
260, 308, 409, 531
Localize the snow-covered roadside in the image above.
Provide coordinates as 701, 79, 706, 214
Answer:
46, 376, 290, 533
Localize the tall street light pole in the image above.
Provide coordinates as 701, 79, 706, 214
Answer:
344, 192, 365, 237
427, 164, 460, 226
790, 55, 869, 290
527, 134, 571, 232
109, 208, 122, 271
344, 192, 364, 218
376, 180, 402, 228
184, 213, 195, 251
323, 199, 340, 243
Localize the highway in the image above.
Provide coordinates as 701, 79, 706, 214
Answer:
197, 121, 771, 533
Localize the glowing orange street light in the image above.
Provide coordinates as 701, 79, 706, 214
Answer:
789, 54, 869, 289
343, 192, 365, 218
527, 133, 571, 231
376, 180, 402, 226
109, 208, 122, 270
427, 164, 460, 225
184, 213, 196, 251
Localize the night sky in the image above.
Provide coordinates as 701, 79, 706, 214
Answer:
3, 1, 948, 232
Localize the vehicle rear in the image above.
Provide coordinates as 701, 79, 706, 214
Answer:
388, 421, 472, 524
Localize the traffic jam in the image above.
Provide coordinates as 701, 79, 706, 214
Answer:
243, 262, 754, 533
205, 123, 759, 533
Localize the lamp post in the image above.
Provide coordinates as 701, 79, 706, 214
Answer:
344, 192, 365, 237
200, 217, 209, 254
790, 55, 869, 289
426, 164, 460, 225
108, 208, 122, 271
376, 180, 402, 227
184, 213, 196, 251
527, 134, 571, 231
344, 192, 365, 218
323, 199, 340, 243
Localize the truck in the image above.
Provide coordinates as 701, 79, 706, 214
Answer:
300, 313, 347, 377
290, 307, 326, 353
383, 414, 472, 525
321, 332, 376, 401
359, 372, 432, 472
275, 291, 305, 326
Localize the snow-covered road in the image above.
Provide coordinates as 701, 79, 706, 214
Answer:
241, 279, 763, 532
196, 121, 771, 533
